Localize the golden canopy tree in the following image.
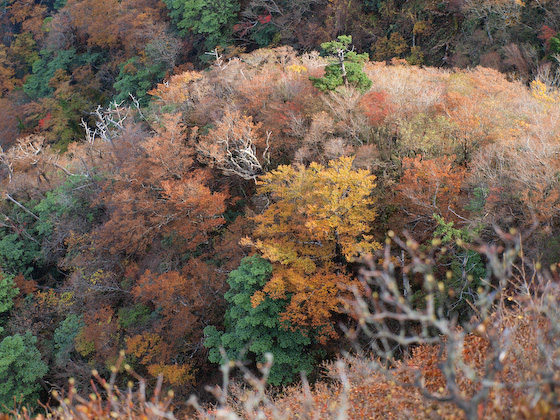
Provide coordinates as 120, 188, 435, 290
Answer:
244, 156, 380, 339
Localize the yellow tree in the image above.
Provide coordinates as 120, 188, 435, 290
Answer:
244, 156, 379, 339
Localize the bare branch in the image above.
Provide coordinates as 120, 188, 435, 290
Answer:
5, 193, 39, 221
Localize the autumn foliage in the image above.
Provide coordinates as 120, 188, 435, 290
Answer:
1, 33, 560, 418
396, 154, 467, 235
244, 156, 379, 338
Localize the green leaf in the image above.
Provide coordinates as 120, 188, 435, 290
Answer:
310, 35, 372, 93
204, 256, 320, 385
162, 0, 239, 50
0, 273, 18, 316
53, 314, 84, 367
0, 332, 47, 412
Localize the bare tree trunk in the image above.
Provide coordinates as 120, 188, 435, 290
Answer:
338, 50, 348, 87
5, 193, 40, 220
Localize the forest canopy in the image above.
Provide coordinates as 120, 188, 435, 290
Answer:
1, 1, 560, 419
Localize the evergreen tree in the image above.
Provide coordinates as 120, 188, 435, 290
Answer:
0, 272, 18, 316
204, 256, 319, 386
162, 0, 239, 51
0, 270, 45, 411
310, 35, 372, 93
0, 332, 48, 411
53, 314, 84, 367
113, 55, 168, 104
23, 49, 102, 99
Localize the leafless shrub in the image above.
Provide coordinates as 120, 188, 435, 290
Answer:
346, 225, 560, 420
503, 43, 537, 81
364, 62, 445, 120
534, 61, 560, 88
11, 352, 177, 420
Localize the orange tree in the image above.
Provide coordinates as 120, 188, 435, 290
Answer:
395, 154, 467, 237
244, 156, 380, 340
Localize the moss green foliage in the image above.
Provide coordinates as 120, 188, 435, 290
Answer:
0, 332, 48, 412
33, 175, 100, 236
23, 49, 77, 99
204, 256, 319, 386
310, 35, 372, 93
162, 0, 239, 50
0, 196, 43, 277
118, 304, 151, 329
0, 233, 41, 277
0, 273, 18, 316
251, 23, 278, 48
23, 49, 102, 99
10, 33, 40, 77
550, 33, 560, 55
114, 56, 168, 104
53, 314, 84, 367
0, 175, 98, 279
432, 214, 486, 319
53, 0, 67, 10
363, 0, 384, 13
